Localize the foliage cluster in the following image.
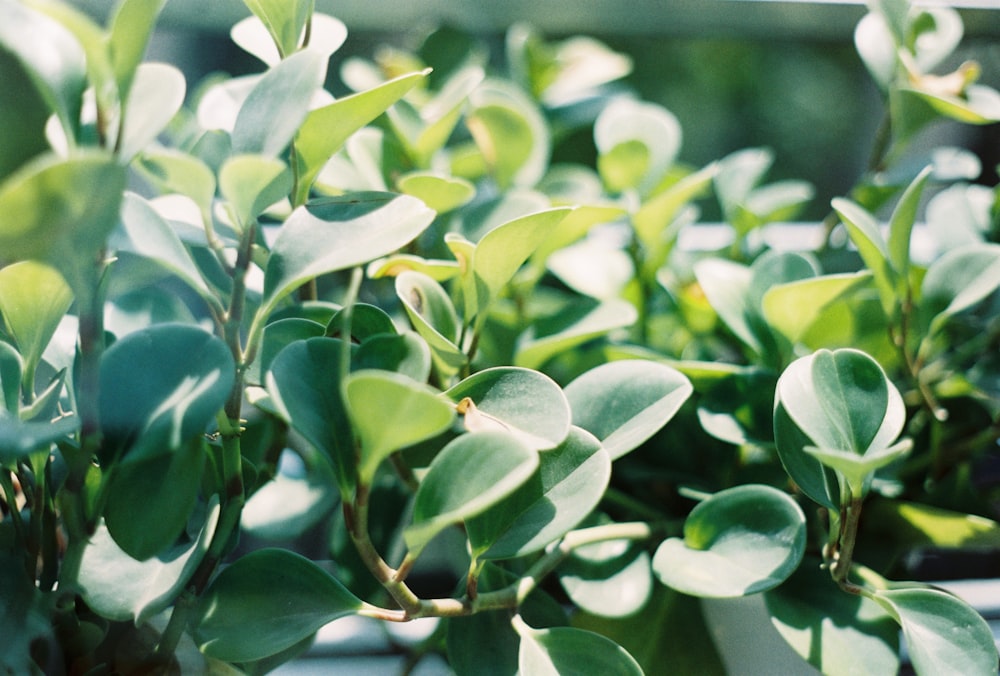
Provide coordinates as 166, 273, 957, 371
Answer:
2, 0, 1000, 673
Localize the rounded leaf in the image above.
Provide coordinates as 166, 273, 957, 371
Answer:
446, 367, 571, 452
0, 261, 72, 381
404, 431, 539, 556
514, 616, 642, 676
595, 98, 680, 195
560, 540, 653, 619
652, 485, 806, 598
118, 63, 186, 162
565, 360, 692, 460
194, 548, 363, 663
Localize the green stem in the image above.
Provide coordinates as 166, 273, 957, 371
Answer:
830, 496, 864, 589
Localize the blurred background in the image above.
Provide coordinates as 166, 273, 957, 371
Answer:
70, 0, 1000, 221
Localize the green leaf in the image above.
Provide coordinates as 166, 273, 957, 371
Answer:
922, 243, 1000, 327
79, 500, 218, 623
833, 198, 897, 316
352, 333, 431, 382
0, 261, 72, 387
0, 414, 79, 464
594, 98, 680, 196
397, 171, 476, 213
241, 0, 314, 58
404, 431, 539, 556
232, 48, 327, 157
134, 149, 216, 218
0, 152, 125, 271
294, 69, 428, 204
887, 166, 932, 284
805, 440, 912, 499
633, 162, 718, 253
514, 615, 643, 676
108, 0, 167, 105
98, 324, 235, 464
242, 456, 337, 539
764, 559, 899, 676
467, 81, 549, 189
652, 484, 806, 597
0, 342, 22, 413
263, 192, 435, 315
515, 299, 638, 371
219, 154, 291, 227
0, 0, 87, 147
0, 551, 51, 674
232, 13, 346, 66
467, 427, 611, 560
116, 193, 213, 301
345, 370, 455, 484
762, 272, 874, 344
194, 548, 364, 663
446, 367, 571, 452
693, 258, 758, 352
0, 43, 54, 181
560, 538, 652, 619
865, 499, 1000, 549
873, 587, 998, 676
926, 183, 993, 250
266, 338, 354, 494
903, 84, 1000, 125
395, 271, 466, 380
118, 62, 186, 162
103, 437, 206, 560
565, 360, 692, 461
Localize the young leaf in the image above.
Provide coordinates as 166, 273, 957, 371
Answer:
594, 98, 681, 196
761, 272, 874, 344
233, 13, 347, 66
832, 198, 897, 316
0, 261, 72, 387
404, 431, 539, 557
466, 427, 611, 560
921, 243, 1000, 327
241, 0, 314, 59
873, 588, 999, 676
887, 166, 932, 283
194, 548, 364, 663
513, 615, 643, 676
134, 149, 216, 218
345, 370, 455, 484
397, 171, 476, 213
467, 81, 550, 189
262, 192, 435, 315
652, 484, 806, 597
564, 360, 692, 461
266, 338, 355, 494
294, 70, 428, 204
395, 271, 466, 380
446, 367, 571, 452
693, 258, 758, 353
232, 48, 327, 157
118, 63, 186, 162
218, 154, 292, 227
515, 299, 638, 371
0, 415, 79, 464
98, 324, 235, 464
108, 0, 167, 105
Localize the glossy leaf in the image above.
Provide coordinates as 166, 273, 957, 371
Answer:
693, 258, 757, 352
266, 338, 354, 494
219, 154, 291, 227
241, 0, 313, 58
565, 360, 692, 461
194, 548, 364, 662
345, 370, 455, 484
370, 254, 461, 282
134, 149, 216, 219
242, 456, 337, 539
832, 198, 897, 316
232, 48, 327, 157
873, 587, 998, 676
232, 13, 346, 66
0, 343, 21, 413
98, 324, 235, 464
865, 499, 1000, 549
926, 183, 993, 250
263, 192, 435, 314
446, 367, 571, 452
118, 63, 186, 162
0, 0, 86, 145
0, 152, 125, 268
594, 98, 680, 195
633, 162, 718, 253
467, 427, 610, 560
404, 431, 539, 556
395, 271, 466, 379
547, 238, 633, 300
294, 69, 428, 204
764, 560, 899, 676
560, 539, 652, 618
468, 80, 549, 189
116, 193, 212, 301
903, 84, 1000, 125
103, 437, 206, 560
514, 615, 643, 676
652, 484, 806, 597
887, 166, 932, 283
805, 439, 912, 498
352, 333, 431, 383
516, 299, 638, 371
0, 414, 79, 464
774, 349, 906, 503
0, 261, 72, 385
922, 243, 1000, 326
79, 501, 219, 623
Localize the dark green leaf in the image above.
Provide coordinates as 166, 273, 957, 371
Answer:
514, 615, 643, 676
0, 551, 51, 674
194, 548, 364, 662
560, 539, 652, 618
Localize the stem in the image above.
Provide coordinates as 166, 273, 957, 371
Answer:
830, 496, 864, 589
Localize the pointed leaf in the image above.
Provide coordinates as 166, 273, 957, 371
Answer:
98, 324, 235, 464
194, 548, 364, 662
514, 616, 643, 676
108, 0, 167, 104
294, 70, 428, 204
887, 166, 932, 282
565, 360, 692, 461
241, 0, 314, 58
232, 48, 327, 157
693, 258, 758, 352
467, 427, 611, 560
395, 271, 466, 379
805, 439, 912, 499
873, 588, 998, 676
263, 192, 435, 314
404, 431, 538, 556
0, 414, 79, 464
922, 243, 1000, 325
833, 198, 897, 316
345, 370, 455, 484
652, 485, 806, 597
446, 367, 571, 452
515, 299, 638, 370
